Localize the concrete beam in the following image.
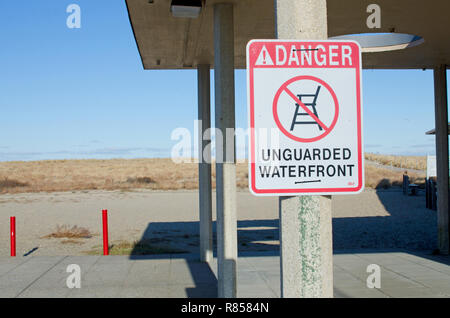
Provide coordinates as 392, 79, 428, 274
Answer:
127, 0, 450, 70
433, 64, 449, 254
275, 0, 333, 298
213, 3, 238, 298
197, 64, 213, 263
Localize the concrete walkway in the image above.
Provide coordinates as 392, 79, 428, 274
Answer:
0, 250, 449, 298
365, 160, 425, 174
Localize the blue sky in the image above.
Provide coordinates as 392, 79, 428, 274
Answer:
0, 0, 446, 161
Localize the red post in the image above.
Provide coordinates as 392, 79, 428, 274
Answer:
10, 216, 16, 257
102, 209, 109, 255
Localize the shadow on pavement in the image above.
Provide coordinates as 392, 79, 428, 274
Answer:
129, 219, 279, 259
126, 188, 445, 296
129, 188, 441, 257
333, 188, 438, 251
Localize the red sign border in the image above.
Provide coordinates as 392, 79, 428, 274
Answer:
247, 40, 364, 195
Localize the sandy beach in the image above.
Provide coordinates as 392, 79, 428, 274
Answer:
0, 188, 437, 257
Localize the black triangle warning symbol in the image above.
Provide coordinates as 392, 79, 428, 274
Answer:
255, 45, 274, 66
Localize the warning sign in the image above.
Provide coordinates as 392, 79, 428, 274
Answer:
246, 40, 364, 196
255, 45, 274, 66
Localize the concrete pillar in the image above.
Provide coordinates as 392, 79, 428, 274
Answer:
433, 65, 449, 255
275, 0, 333, 298
198, 64, 213, 263
213, 3, 237, 298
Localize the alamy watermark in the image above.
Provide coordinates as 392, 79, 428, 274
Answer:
366, 264, 381, 289
66, 4, 81, 29
170, 120, 281, 165
66, 264, 81, 289
366, 4, 381, 29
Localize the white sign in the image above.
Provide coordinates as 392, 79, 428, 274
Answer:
246, 40, 364, 196
427, 155, 436, 178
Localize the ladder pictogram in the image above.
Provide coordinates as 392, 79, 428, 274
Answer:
273, 75, 339, 143
290, 86, 322, 131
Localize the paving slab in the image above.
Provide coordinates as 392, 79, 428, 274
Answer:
0, 250, 448, 298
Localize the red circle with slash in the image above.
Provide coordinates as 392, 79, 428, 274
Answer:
272, 75, 339, 143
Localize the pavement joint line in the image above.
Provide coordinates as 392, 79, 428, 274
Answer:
120, 258, 136, 292
353, 253, 433, 290
14, 255, 68, 298
427, 288, 450, 297
333, 261, 391, 298
254, 271, 278, 297
394, 253, 450, 277
0, 256, 34, 279
74, 254, 102, 280
168, 255, 174, 285
245, 257, 278, 297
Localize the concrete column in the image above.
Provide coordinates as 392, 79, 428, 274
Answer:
433, 65, 449, 255
198, 64, 213, 263
213, 3, 237, 298
275, 0, 333, 298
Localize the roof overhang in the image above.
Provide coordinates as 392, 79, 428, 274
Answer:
125, 0, 450, 70
425, 124, 450, 135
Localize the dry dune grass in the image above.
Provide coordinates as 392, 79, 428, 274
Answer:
365, 153, 427, 171
0, 156, 424, 194
42, 225, 93, 239
0, 158, 248, 193
364, 164, 424, 189
0, 177, 29, 189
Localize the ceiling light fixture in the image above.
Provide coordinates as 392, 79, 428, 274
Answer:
170, 0, 202, 18
330, 33, 424, 53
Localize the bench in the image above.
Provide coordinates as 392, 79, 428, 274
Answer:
408, 183, 419, 196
